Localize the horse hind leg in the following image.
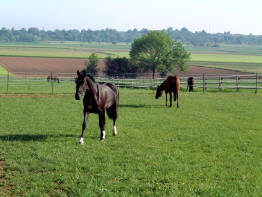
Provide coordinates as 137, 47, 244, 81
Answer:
169, 93, 172, 107
99, 111, 106, 140
176, 92, 179, 108
106, 107, 118, 136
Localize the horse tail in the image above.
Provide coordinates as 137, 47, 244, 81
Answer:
175, 76, 180, 108
174, 76, 180, 101
105, 83, 119, 119
105, 83, 119, 104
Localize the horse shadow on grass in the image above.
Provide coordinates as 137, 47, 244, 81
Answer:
119, 104, 164, 108
0, 133, 77, 142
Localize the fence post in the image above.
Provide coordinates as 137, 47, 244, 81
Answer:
218, 76, 221, 91
236, 75, 240, 91
51, 72, 54, 94
255, 74, 258, 94
202, 74, 205, 92
6, 71, 9, 94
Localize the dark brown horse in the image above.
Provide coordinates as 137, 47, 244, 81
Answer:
47, 75, 60, 83
187, 77, 194, 92
155, 75, 180, 108
75, 70, 119, 144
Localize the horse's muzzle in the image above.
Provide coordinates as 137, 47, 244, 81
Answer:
155, 94, 161, 99
75, 93, 81, 100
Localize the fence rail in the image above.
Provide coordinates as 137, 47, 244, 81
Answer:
0, 72, 262, 94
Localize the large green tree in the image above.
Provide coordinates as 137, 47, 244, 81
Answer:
130, 31, 190, 79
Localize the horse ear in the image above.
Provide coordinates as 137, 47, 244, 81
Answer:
77, 70, 80, 76
83, 70, 86, 75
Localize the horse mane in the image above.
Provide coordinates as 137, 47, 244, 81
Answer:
79, 69, 95, 82
86, 74, 95, 82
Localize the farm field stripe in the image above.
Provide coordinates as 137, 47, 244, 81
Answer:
0, 65, 9, 75
191, 53, 262, 63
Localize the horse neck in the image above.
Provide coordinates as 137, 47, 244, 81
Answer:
159, 83, 165, 91
84, 77, 99, 103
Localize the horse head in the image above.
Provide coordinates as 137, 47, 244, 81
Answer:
75, 70, 97, 100
155, 85, 163, 99
75, 70, 88, 100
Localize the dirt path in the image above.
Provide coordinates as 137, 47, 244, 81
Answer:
0, 56, 249, 76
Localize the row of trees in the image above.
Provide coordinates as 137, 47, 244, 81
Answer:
1, 27, 262, 46
86, 31, 190, 79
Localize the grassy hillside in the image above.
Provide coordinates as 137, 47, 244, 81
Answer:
0, 89, 262, 196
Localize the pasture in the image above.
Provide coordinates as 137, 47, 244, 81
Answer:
1, 89, 262, 196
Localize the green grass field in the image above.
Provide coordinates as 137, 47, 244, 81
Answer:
0, 89, 262, 196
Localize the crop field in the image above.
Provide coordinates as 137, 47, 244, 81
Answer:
0, 42, 130, 58
0, 89, 262, 196
1, 42, 262, 74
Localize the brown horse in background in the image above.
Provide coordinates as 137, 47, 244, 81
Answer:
155, 75, 180, 108
47, 75, 60, 83
75, 70, 119, 144
187, 77, 194, 92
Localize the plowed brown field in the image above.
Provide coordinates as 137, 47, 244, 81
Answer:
0, 56, 248, 76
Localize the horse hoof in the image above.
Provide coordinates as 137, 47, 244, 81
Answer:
79, 138, 84, 144
113, 132, 117, 136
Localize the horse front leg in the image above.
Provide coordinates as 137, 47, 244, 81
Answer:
99, 111, 106, 140
79, 111, 89, 144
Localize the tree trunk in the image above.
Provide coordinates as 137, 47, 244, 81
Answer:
152, 68, 155, 79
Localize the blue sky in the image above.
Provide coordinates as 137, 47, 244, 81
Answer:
1, 0, 262, 35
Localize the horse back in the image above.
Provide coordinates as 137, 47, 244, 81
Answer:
104, 83, 119, 97
164, 75, 180, 93
100, 83, 119, 107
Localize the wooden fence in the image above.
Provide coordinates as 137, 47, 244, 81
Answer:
96, 74, 262, 93
0, 72, 262, 94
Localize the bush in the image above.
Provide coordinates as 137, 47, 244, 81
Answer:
105, 57, 138, 78
85, 53, 99, 75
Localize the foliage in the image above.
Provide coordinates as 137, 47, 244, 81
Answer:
1, 27, 262, 46
85, 53, 99, 74
130, 31, 190, 78
105, 56, 138, 77
1, 90, 262, 196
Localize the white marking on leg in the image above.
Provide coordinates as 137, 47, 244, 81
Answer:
102, 130, 106, 140
113, 125, 118, 136
79, 137, 84, 144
